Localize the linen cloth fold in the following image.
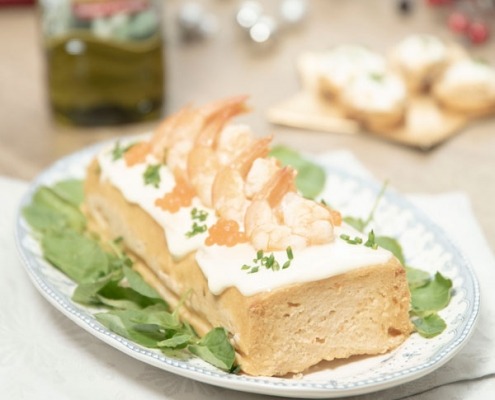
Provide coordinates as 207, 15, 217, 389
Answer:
1, 151, 494, 399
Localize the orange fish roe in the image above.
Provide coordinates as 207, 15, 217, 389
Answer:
124, 141, 152, 167
155, 176, 196, 213
205, 218, 248, 247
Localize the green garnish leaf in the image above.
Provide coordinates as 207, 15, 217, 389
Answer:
405, 266, 431, 289
123, 266, 163, 300
51, 179, 85, 207
95, 309, 163, 348
375, 235, 405, 264
364, 230, 378, 249
112, 141, 133, 161
370, 72, 384, 82
185, 208, 209, 238
342, 216, 366, 232
158, 334, 195, 349
23, 186, 86, 233
243, 246, 294, 273
188, 327, 236, 371
410, 272, 453, 314
143, 164, 161, 188
72, 269, 123, 305
412, 313, 447, 338
286, 246, 294, 260
270, 145, 326, 199
42, 229, 110, 284
343, 181, 388, 233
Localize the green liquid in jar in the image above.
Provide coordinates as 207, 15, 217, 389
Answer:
45, 31, 164, 126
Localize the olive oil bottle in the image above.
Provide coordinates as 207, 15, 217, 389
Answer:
40, 0, 165, 126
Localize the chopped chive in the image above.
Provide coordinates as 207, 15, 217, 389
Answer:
286, 246, 294, 260
143, 164, 161, 188
112, 141, 134, 161
186, 208, 209, 238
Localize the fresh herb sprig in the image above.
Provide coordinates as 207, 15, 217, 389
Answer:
340, 230, 379, 249
185, 207, 209, 238
143, 164, 161, 188
342, 181, 452, 338
242, 247, 294, 274
23, 180, 237, 372
112, 141, 134, 161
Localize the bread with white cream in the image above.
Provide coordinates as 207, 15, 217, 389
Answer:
433, 58, 495, 115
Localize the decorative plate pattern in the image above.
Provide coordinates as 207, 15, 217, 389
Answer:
15, 140, 480, 399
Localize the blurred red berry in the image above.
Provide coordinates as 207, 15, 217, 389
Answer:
448, 12, 470, 33
426, 0, 452, 6
467, 21, 490, 44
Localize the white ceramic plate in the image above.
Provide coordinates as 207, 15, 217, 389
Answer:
15, 140, 480, 399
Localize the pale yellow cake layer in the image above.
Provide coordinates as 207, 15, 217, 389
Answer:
84, 159, 412, 376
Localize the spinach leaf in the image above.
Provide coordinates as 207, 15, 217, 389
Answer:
270, 145, 326, 199
375, 235, 405, 265
410, 272, 453, 314
405, 266, 431, 290
188, 327, 236, 371
51, 179, 85, 207
412, 313, 447, 338
42, 229, 110, 284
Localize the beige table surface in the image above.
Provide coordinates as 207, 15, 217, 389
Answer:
0, 2, 494, 249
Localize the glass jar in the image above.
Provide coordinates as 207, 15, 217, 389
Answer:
39, 0, 165, 126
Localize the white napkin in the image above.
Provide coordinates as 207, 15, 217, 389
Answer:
1, 151, 494, 399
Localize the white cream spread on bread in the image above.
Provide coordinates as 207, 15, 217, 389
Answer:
342, 72, 406, 113
98, 149, 216, 259
196, 225, 392, 296
319, 45, 387, 90
441, 59, 495, 88
97, 141, 392, 296
394, 34, 447, 69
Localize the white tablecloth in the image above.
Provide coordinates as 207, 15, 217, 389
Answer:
1, 151, 494, 399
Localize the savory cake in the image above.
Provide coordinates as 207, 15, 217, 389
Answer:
433, 58, 495, 115
315, 45, 387, 99
390, 34, 450, 93
84, 96, 412, 376
339, 71, 408, 131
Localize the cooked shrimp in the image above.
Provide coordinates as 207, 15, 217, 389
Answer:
125, 95, 249, 168
216, 124, 254, 165
245, 167, 335, 251
211, 137, 272, 224
244, 157, 280, 198
152, 96, 250, 212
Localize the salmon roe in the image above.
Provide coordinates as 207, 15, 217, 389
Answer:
124, 142, 152, 167
205, 218, 247, 247
155, 177, 195, 213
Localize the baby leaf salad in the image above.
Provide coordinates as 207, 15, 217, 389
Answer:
22, 147, 451, 376
22, 179, 237, 372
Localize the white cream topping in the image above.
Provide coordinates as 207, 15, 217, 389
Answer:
196, 225, 392, 296
343, 72, 406, 112
97, 141, 393, 296
394, 34, 447, 69
441, 59, 495, 88
319, 45, 386, 89
98, 146, 216, 259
